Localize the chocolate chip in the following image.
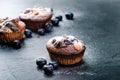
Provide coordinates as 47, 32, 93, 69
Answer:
4, 22, 18, 32
64, 39, 72, 45
54, 41, 61, 48
52, 39, 56, 44
5, 22, 13, 27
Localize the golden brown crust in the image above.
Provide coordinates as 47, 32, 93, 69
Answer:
48, 50, 85, 65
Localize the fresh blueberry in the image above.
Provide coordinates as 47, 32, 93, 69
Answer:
55, 15, 62, 21
51, 18, 59, 26
43, 64, 53, 75
44, 23, 53, 33
37, 28, 45, 35
24, 29, 32, 38
11, 40, 21, 49
65, 12, 74, 20
49, 61, 59, 70
36, 58, 47, 68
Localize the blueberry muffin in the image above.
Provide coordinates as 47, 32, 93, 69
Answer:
46, 35, 86, 65
19, 8, 53, 31
0, 17, 25, 43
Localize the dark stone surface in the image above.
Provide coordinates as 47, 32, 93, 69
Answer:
0, 0, 120, 80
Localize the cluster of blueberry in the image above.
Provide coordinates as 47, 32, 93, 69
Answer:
36, 58, 59, 75
0, 12, 74, 49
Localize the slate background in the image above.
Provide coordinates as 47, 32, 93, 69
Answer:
0, 0, 120, 80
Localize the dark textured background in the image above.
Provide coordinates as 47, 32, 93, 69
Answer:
0, 0, 120, 80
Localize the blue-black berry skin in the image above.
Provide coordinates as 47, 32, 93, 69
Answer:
55, 15, 62, 21
49, 61, 59, 70
37, 28, 45, 35
44, 23, 53, 33
51, 18, 59, 26
11, 40, 21, 49
36, 58, 47, 68
24, 29, 32, 38
43, 64, 54, 75
65, 12, 74, 20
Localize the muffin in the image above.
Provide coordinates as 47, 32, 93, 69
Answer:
0, 17, 25, 43
19, 7, 53, 31
46, 35, 86, 65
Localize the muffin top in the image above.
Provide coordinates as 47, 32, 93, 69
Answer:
0, 17, 25, 33
46, 35, 86, 55
19, 8, 53, 21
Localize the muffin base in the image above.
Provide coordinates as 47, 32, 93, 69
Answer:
48, 50, 85, 65
0, 27, 25, 43
20, 17, 51, 32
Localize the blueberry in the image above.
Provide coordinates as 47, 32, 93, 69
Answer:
65, 12, 74, 20
44, 23, 53, 33
49, 61, 59, 70
24, 29, 32, 38
43, 64, 53, 75
55, 15, 62, 21
37, 28, 45, 35
11, 40, 21, 49
51, 18, 59, 26
36, 58, 47, 68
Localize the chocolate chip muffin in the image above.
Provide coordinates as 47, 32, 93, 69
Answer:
19, 8, 53, 31
46, 35, 86, 65
0, 17, 25, 43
